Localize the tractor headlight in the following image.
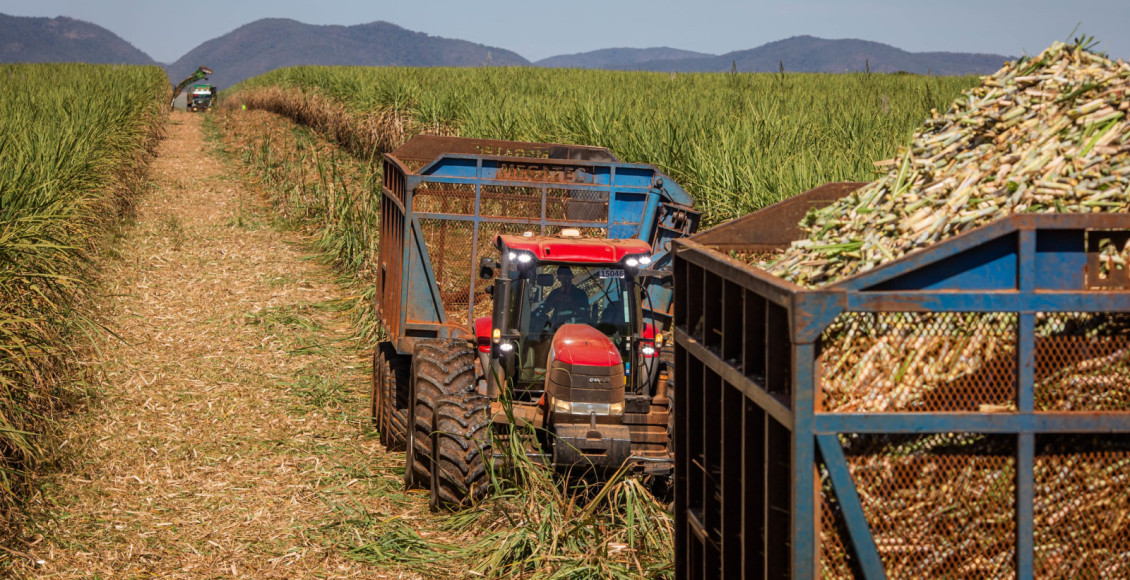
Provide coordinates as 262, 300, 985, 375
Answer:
640, 345, 657, 357
623, 254, 652, 270
552, 399, 624, 416
499, 341, 514, 353
508, 251, 536, 269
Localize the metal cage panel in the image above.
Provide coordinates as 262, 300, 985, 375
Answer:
378, 136, 698, 354
674, 183, 1130, 579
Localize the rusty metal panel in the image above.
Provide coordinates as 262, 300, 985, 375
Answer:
691, 182, 865, 252
388, 134, 620, 167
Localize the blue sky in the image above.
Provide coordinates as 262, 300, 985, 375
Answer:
2, 0, 1128, 64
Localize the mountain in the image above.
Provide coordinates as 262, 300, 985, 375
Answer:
1, 11, 1014, 87
584, 36, 1011, 75
166, 19, 530, 89
536, 47, 712, 69
0, 13, 154, 65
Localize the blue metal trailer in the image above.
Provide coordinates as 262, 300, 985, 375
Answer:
673, 182, 1130, 578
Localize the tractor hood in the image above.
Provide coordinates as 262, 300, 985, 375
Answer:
549, 324, 622, 367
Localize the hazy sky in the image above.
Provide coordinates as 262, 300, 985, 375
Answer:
2, 0, 1128, 64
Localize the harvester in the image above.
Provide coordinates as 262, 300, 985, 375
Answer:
371, 136, 698, 507
187, 84, 216, 112
170, 66, 212, 110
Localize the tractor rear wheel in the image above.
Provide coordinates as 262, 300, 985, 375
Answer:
376, 344, 410, 452
406, 339, 476, 489
431, 391, 492, 510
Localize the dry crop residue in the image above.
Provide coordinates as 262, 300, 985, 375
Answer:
10, 112, 422, 578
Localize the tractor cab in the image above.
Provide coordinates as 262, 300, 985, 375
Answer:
478, 231, 659, 401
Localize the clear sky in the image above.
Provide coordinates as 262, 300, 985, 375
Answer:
2, 0, 1128, 64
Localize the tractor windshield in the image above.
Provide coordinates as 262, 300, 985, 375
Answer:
509, 263, 637, 384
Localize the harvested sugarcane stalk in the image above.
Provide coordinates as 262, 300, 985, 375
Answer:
759, 42, 1130, 288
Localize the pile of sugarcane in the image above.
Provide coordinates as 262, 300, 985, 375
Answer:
818, 310, 1130, 414
1034, 312, 1130, 411
820, 312, 1017, 412
821, 434, 1130, 577
784, 43, 1130, 573
763, 41, 1130, 287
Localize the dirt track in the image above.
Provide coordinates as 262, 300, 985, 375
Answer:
12, 112, 416, 578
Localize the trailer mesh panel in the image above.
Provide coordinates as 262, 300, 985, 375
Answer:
1035, 313, 1130, 411
839, 433, 1017, 578
820, 312, 1018, 413
1034, 434, 1130, 577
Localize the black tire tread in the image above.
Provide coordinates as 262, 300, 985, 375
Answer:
407, 339, 476, 487
432, 391, 492, 510
375, 343, 388, 429
381, 345, 410, 452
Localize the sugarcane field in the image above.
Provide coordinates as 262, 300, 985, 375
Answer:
2, 4, 1130, 577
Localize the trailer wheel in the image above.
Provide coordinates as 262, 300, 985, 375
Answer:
376, 344, 409, 452
375, 343, 388, 429
431, 391, 492, 510
406, 339, 476, 489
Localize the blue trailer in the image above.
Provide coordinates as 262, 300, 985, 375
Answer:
372, 135, 698, 506
673, 182, 1130, 578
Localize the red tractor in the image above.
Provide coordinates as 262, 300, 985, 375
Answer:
371, 136, 697, 507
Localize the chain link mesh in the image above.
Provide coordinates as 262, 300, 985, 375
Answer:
1034, 434, 1130, 577
820, 312, 1017, 412
418, 218, 474, 324
1036, 313, 1130, 411
480, 185, 544, 219
546, 188, 609, 222
840, 433, 1017, 578
820, 467, 858, 580
412, 181, 476, 215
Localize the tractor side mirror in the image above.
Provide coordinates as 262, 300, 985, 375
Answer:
479, 257, 498, 280
536, 273, 555, 287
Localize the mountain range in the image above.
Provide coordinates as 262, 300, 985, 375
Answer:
0, 13, 153, 65
0, 13, 1014, 88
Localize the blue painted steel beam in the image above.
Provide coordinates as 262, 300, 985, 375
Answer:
835, 218, 1018, 291
1017, 432, 1035, 579
813, 412, 1130, 433
412, 212, 610, 229
792, 343, 817, 580
846, 291, 1130, 313
834, 213, 1130, 292
816, 434, 887, 580
416, 153, 697, 208
416, 175, 631, 194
